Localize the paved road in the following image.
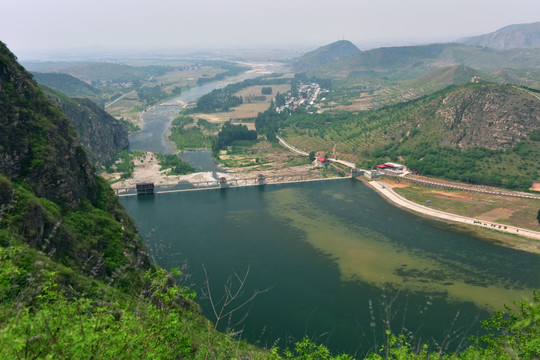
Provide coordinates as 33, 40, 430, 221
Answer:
277, 136, 356, 168
368, 181, 540, 242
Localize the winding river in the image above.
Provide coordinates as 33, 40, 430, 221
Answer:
128, 62, 285, 154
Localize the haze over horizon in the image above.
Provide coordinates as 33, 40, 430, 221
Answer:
2, 0, 539, 60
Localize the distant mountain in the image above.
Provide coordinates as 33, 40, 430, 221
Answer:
292, 40, 361, 73
459, 22, 540, 50
316, 43, 540, 80
40, 85, 129, 166
25, 61, 169, 85
33, 72, 103, 99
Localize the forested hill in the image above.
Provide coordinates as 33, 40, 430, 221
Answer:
269, 82, 540, 189
292, 40, 361, 73
314, 43, 540, 80
459, 21, 540, 50
33, 71, 103, 99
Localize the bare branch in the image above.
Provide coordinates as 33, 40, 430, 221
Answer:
202, 264, 271, 331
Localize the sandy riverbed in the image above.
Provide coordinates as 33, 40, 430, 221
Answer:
102, 151, 326, 190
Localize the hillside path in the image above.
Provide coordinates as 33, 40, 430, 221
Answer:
105, 90, 136, 108
277, 136, 356, 168
277, 136, 309, 156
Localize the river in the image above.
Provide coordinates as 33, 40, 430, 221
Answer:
128, 62, 285, 154
120, 179, 539, 356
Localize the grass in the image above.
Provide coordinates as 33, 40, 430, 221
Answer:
234, 84, 291, 99
192, 84, 291, 124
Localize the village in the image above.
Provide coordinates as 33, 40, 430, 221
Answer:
275, 81, 328, 113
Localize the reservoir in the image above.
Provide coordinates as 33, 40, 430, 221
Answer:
120, 179, 539, 356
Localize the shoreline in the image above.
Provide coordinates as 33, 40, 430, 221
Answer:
104, 150, 341, 192
364, 179, 540, 254
117, 175, 351, 197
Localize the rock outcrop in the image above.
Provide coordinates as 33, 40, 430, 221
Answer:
0, 41, 149, 278
0, 43, 95, 208
435, 84, 540, 149
44, 89, 129, 166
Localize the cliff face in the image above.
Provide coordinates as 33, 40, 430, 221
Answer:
0, 44, 95, 208
0, 41, 148, 278
43, 88, 129, 166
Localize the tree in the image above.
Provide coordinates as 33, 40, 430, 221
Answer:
309, 151, 316, 162
537, 209, 540, 224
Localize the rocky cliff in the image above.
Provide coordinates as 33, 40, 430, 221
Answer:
42, 86, 129, 166
0, 44, 95, 208
435, 83, 540, 149
0, 41, 148, 278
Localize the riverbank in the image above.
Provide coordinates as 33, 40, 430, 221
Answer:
103, 149, 343, 191
364, 179, 540, 254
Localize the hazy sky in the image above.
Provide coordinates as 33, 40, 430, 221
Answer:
2, 0, 539, 58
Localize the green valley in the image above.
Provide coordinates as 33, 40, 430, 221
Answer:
2, 12, 540, 359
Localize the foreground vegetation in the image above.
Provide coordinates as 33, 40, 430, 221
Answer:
1, 234, 538, 359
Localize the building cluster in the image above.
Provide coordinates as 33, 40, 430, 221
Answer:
276, 82, 328, 113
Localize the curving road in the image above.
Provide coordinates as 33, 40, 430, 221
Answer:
277, 136, 356, 168
368, 181, 540, 242
104, 90, 136, 108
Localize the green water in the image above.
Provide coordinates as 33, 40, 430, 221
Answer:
120, 179, 539, 356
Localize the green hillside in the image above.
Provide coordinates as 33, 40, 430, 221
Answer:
398, 65, 480, 91
300, 42, 540, 112
271, 82, 540, 189
366, 65, 484, 107
293, 40, 361, 73
33, 71, 103, 99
